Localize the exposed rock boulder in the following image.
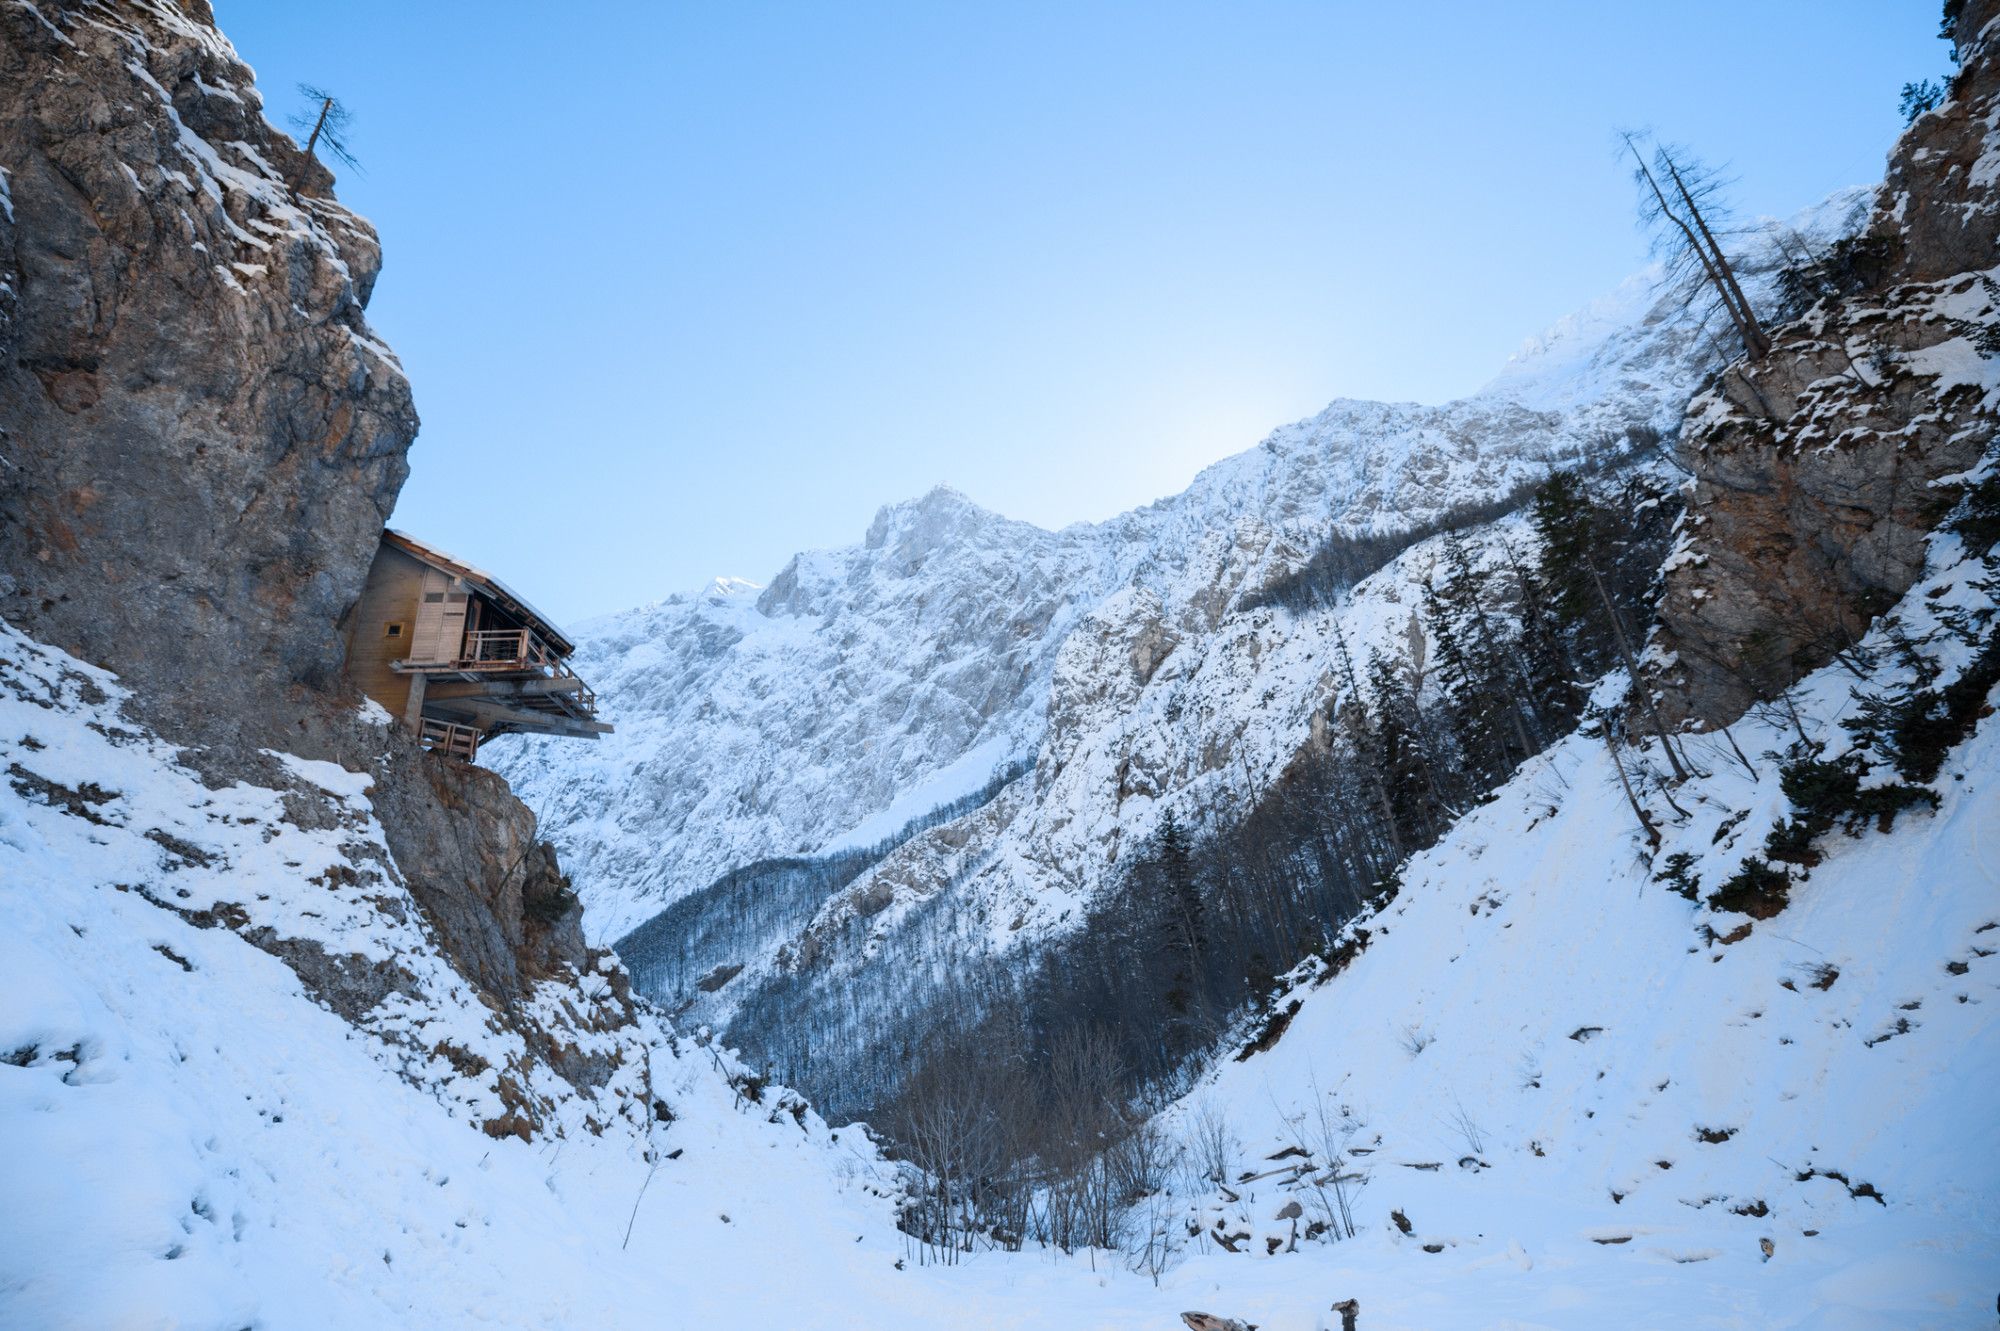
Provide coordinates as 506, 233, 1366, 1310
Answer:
1650, 0, 2000, 727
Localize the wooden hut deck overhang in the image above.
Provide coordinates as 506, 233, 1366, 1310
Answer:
345, 530, 612, 760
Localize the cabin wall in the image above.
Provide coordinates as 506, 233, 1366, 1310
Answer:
409, 566, 472, 665
343, 545, 429, 720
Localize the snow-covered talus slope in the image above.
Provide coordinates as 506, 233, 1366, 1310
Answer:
0, 618, 925, 1327
492, 191, 1872, 950
1121, 532, 2000, 1328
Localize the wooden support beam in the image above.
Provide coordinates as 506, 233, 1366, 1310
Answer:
426, 698, 610, 739
401, 671, 428, 731
424, 676, 586, 701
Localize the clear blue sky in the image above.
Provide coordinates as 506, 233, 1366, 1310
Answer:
220, 2, 1949, 623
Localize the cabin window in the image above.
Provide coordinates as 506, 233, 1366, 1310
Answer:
423, 592, 446, 604
384, 622, 405, 639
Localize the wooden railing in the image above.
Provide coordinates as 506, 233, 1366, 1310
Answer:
461, 628, 560, 672
419, 718, 480, 761
456, 629, 598, 719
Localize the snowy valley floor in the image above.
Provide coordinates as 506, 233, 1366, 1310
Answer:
4, 537, 1997, 1329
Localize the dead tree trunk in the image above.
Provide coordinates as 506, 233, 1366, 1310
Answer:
1663, 153, 1769, 358
304, 96, 333, 157
1601, 722, 1663, 852
1624, 137, 1768, 361
1584, 561, 1692, 782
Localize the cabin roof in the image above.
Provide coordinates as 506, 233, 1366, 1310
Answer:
381, 530, 576, 656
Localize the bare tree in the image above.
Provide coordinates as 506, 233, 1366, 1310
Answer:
1038, 1026, 1131, 1253
1623, 132, 1768, 360
883, 1024, 1007, 1264
1595, 709, 1662, 851
289, 84, 363, 173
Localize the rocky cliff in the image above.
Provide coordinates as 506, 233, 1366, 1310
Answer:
0, 0, 612, 1130
1651, 0, 2000, 726
0, 0, 407, 737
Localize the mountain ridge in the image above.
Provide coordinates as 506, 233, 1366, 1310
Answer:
489, 188, 1874, 949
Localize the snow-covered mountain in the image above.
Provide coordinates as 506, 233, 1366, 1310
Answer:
489, 193, 1871, 1058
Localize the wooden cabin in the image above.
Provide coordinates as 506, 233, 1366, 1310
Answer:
344, 530, 612, 760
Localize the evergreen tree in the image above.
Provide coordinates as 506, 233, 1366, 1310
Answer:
1531, 469, 1691, 780
1421, 578, 1487, 768
1365, 646, 1438, 848
1530, 470, 1605, 655
1425, 528, 1535, 777
1154, 809, 1203, 1017
1329, 625, 1403, 858
1501, 538, 1584, 732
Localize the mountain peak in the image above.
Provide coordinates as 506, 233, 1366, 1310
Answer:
863, 483, 1008, 556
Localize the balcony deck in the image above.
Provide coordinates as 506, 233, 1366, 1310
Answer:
392, 627, 603, 731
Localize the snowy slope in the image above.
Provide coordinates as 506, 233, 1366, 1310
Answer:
9, 516, 1991, 1331
1117, 527, 2000, 1329
0, 620, 894, 1326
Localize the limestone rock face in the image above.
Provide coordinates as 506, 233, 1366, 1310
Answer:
1650, 0, 2000, 727
0, 2, 606, 1095
1883, 4, 2000, 287
0, 1, 412, 740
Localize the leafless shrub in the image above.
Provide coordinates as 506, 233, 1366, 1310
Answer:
881, 1026, 1006, 1266
1187, 1102, 1239, 1188
1442, 1096, 1487, 1156
1124, 1186, 1184, 1285
1298, 1078, 1367, 1241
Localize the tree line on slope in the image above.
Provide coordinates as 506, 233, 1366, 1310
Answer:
876, 436, 2000, 1266
876, 461, 1683, 1258
617, 760, 1030, 1013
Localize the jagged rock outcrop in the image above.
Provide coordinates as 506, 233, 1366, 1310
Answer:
1651, 0, 2000, 727
0, 1, 609, 1118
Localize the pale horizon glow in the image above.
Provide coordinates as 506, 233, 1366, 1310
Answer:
219, 2, 1950, 622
